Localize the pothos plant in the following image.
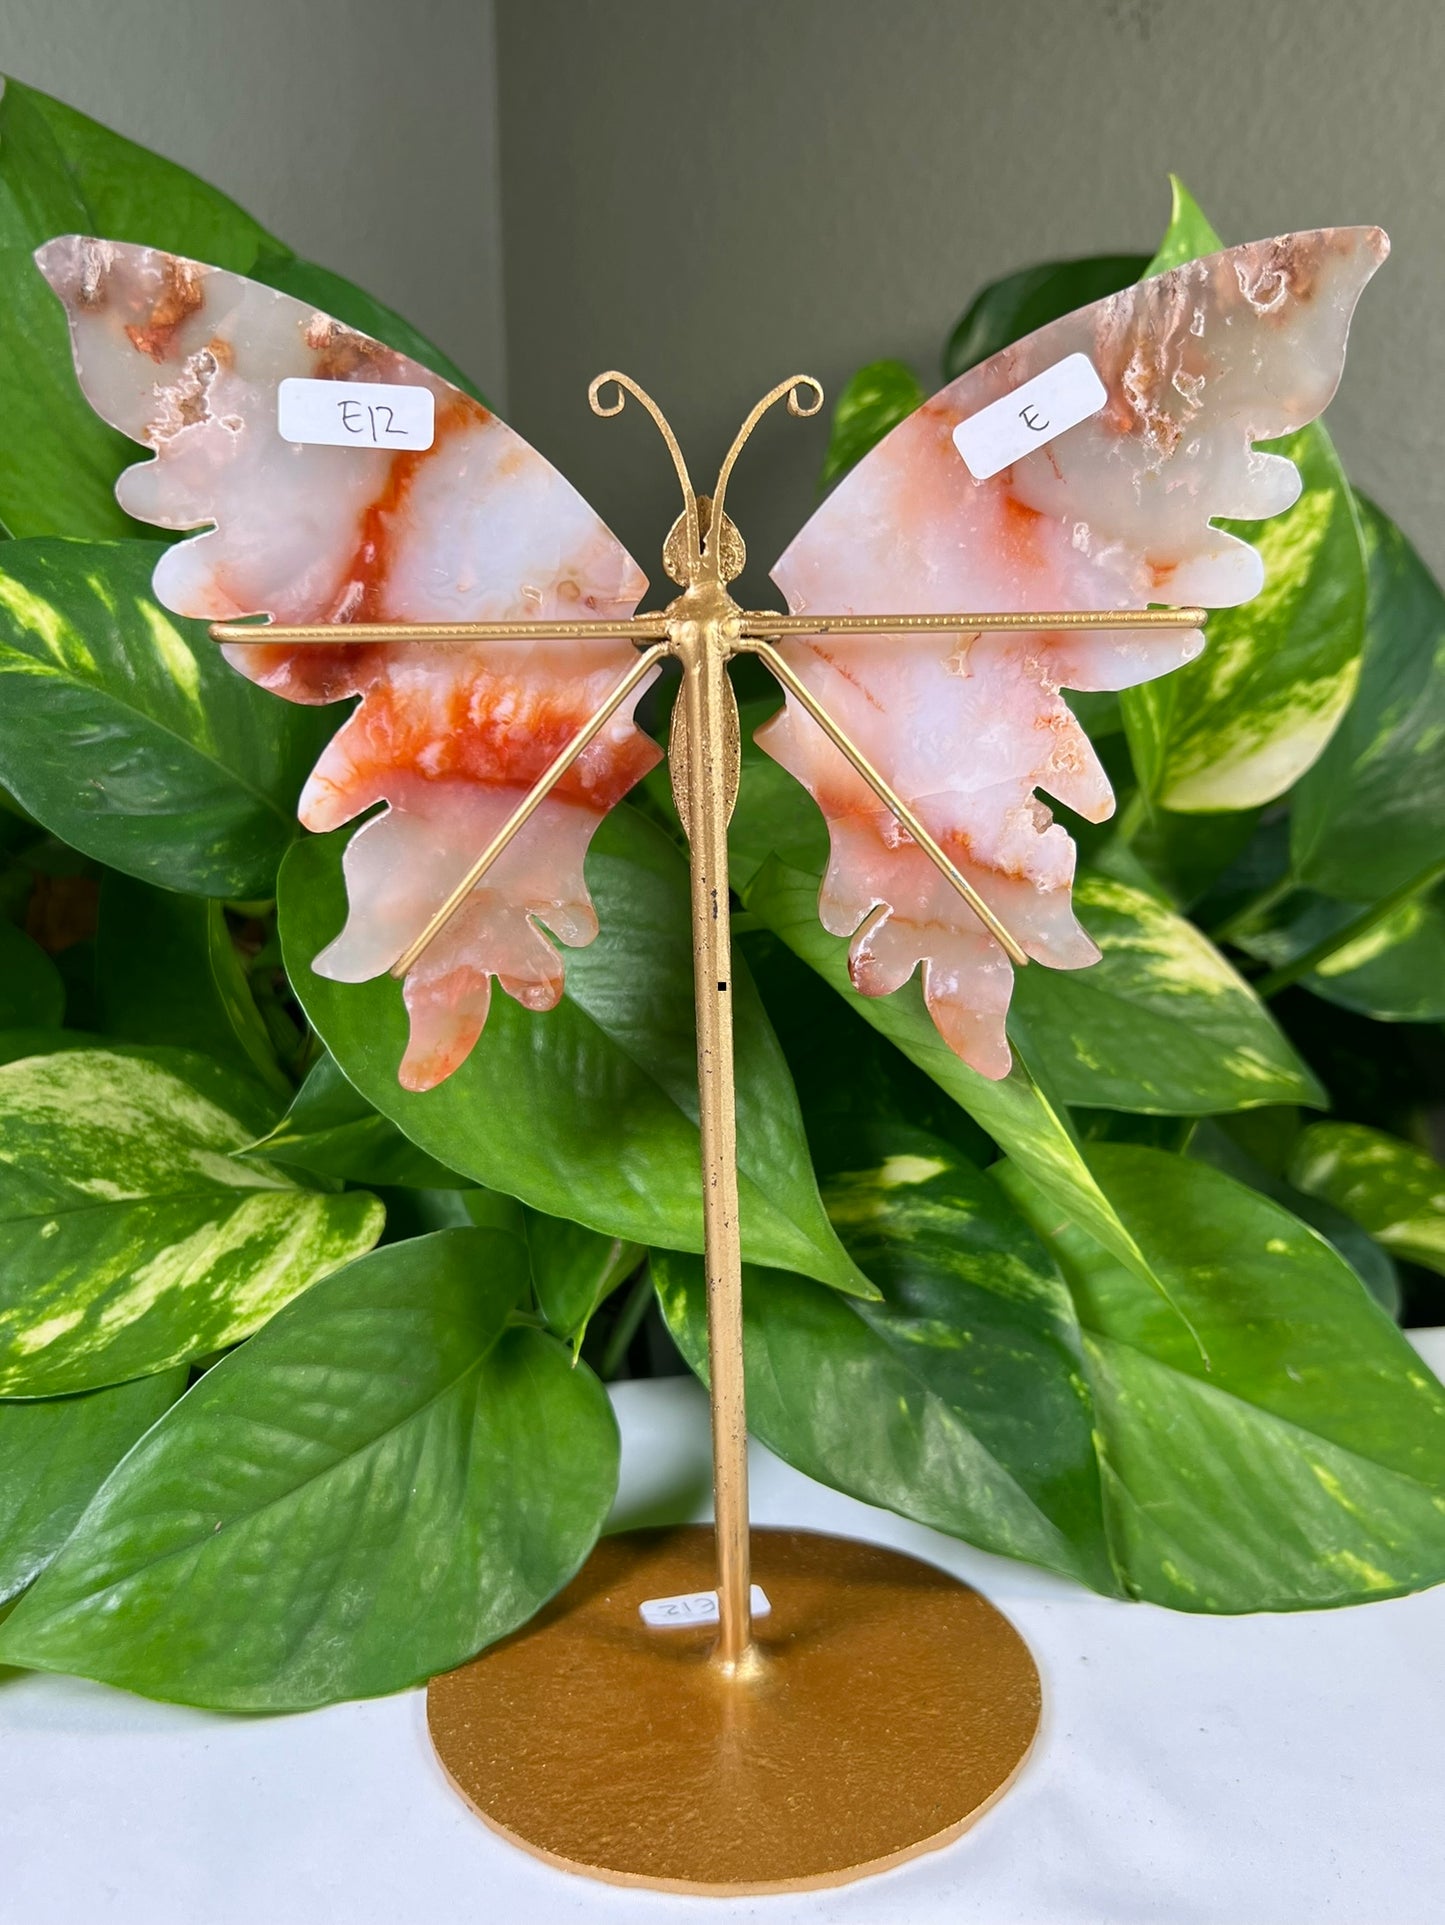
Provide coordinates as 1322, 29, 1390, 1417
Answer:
0, 81, 1440, 1713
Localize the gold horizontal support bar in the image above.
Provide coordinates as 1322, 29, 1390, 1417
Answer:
209, 617, 672, 646
742, 607, 1208, 638
744, 638, 1031, 970
389, 642, 670, 981
209, 606, 1206, 649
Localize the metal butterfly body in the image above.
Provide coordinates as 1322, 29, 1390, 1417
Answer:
38, 225, 1388, 1090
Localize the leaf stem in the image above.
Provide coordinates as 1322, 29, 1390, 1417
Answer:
1113, 790, 1149, 846
1256, 858, 1445, 999
1208, 874, 1294, 945
599, 1264, 656, 1380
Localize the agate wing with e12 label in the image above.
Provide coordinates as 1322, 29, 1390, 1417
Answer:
37, 236, 659, 1092
761, 226, 1388, 1079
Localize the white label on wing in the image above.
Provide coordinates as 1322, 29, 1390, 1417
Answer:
277, 377, 435, 451
952, 352, 1107, 481
639, 1585, 772, 1629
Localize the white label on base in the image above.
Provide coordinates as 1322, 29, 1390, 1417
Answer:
952, 351, 1107, 481
639, 1584, 772, 1628
277, 377, 435, 451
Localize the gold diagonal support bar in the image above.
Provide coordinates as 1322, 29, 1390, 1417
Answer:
210, 617, 671, 645
743, 637, 1031, 969
744, 607, 1208, 637
389, 641, 670, 980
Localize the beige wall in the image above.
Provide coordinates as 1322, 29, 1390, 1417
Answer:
1, 0, 507, 402
495, 0, 1444, 592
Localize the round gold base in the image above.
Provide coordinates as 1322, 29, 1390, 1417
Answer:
427, 1525, 1041, 1895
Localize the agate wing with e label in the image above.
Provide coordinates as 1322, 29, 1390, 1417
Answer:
761, 227, 1388, 1078
37, 236, 658, 1092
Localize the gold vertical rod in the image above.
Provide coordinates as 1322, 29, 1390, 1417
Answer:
390, 642, 668, 980
744, 638, 1031, 968
677, 613, 752, 1671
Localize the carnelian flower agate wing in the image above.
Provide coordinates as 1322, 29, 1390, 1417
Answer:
37, 236, 657, 1090
761, 227, 1387, 1078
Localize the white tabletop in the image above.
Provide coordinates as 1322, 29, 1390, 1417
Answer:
5, 1336, 1444, 1925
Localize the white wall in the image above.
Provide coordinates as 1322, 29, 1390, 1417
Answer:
0, 0, 507, 402
495, 0, 1444, 590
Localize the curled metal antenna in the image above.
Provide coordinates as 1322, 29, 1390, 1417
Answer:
589, 371, 700, 577
708, 376, 824, 574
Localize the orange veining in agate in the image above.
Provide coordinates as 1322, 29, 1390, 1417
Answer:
764, 225, 1388, 1080
37, 236, 656, 1089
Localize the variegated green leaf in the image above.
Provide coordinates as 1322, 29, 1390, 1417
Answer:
0, 1367, 184, 1602
1292, 495, 1445, 901
1290, 1123, 1445, 1275
1010, 872, 1322, 1113
0, 1047, 382, 1395
1123, 181, 1368, 811
655, 1127, 1118, 1592
0, 1230, 618, 1709
999, 1145, 1445, 1610
0, 540, 333, 897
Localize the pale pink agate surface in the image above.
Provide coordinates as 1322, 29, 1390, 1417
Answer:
37, 237, 657, 1089
761, 227, 1388, 1078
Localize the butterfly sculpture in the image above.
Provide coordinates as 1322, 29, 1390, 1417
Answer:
38, 226, 1387, 1093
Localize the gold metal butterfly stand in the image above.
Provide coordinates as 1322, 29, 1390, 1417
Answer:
216, 373, 1202, 1893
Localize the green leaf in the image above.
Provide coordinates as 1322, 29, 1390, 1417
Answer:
655, 1126, 1117, 1592
1010, 872, 1322, 1114
527, 1212, 641, 1344
0, 77, 283, 541
1234, 887, 1445, 1023
1292, 497, 1445, 900
943, 253, 1147, 379
999, 1145, 1445, 1610
0, 1229, 617, 1708
96, 873, 288, 1097
249, 251, 485, 403
1140, 174, 1220, 278
1289, 1123, 1445, 1275
819, 360, 926, 489
0, 1047, 382, 1395
746, 857, 1187, 1319
741, 927, 995, 1169
0, 1367, 184, 1603
277, 811, 870, 1297
247, 1050, 466, 1189
354, 1180, 638, 1346
1123, 185, 1368, 811
0, 540, 333, 896
0, 917, 63, 1027
1127, 805, 1263, 913
726, 696, 828, 891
